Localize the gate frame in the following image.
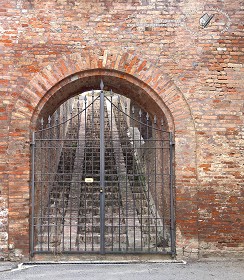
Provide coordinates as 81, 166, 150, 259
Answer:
30, 87, 176, 256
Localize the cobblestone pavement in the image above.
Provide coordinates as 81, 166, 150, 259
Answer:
0, 261, 244, 280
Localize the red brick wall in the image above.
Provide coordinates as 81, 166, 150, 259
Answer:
0, 0, 243, 260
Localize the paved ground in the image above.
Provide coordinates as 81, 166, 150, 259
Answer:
0, 261, 243, 280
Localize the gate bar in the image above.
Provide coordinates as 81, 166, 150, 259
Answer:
169, 132, 176, 256
30, 131, 35, 257
100, 81, 105, 254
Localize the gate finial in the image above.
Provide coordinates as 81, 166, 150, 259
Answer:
100, 79, 104, 90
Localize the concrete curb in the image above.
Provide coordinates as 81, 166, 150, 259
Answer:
0, 262, 18, 273
22, 260, 187, 265
0, 259, 187, 272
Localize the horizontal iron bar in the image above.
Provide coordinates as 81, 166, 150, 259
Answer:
32, 251, 172, 255
35, 138, 170, 141
34, 172, 170, 177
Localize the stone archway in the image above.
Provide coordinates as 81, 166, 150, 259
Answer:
7, 49, 199, 259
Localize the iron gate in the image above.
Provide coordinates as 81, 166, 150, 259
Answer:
31, 82, 175, 256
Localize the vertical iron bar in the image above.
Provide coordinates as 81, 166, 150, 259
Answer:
139, 110, 143, 251
132, 106, 136, 251
62, 152, 65, 253
62, 113, 66, 251
118, 97, 121, 251
91, 93, 94, 251
125, 103, 129, 252
110, 92, 114, 251
77, 98, 80, 251
154, 116, 158, 253
169, 132, 175, 256
47, 117, 51, 251
69, 108, 73, 251
77, 96, 83, 253
161, 120, 166, 250
40, 124, 44, 252
53, 118, 58, 254
100, 84, 105, 254
146, 113, 150, 252
30, 131, 35, 257
84, 96, 87, 251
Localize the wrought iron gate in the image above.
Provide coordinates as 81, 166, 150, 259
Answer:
31, 82, 175, 256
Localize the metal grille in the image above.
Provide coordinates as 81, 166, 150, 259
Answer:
31, 85, 175, 256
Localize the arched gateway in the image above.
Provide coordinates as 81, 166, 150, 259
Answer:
31, 82, 174, 255
8, 50, 198, 259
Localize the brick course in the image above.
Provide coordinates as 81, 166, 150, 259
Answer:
0, 0, 243, 260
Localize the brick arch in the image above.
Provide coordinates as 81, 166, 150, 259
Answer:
31, 69, 175, 131
10, 50, 194, 133
8, 49, 199, 259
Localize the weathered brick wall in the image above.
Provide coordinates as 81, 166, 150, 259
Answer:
0, 0, 243, 260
